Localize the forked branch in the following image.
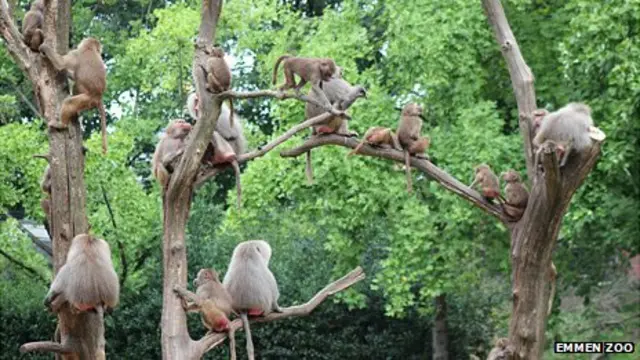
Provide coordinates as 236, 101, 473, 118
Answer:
0, 0, 31, 71
281, 135, 509, 222
194, 111, 337, 186
193, 266, 366, 356
481, 0, 537, 179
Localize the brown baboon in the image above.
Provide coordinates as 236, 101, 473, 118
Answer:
151, 119, 192, 189
40, 37, 109, 153
21, 0, 44, 51
470, 164, 504, 203
272, 55, 338, 92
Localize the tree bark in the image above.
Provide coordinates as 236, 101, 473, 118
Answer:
1, 0, 108, 357
481, 1, 603, 359
432, 294, 448, 360
281, 3, 604, 357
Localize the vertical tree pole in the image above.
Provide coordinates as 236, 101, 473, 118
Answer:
0, 0, 109, 358
482, 1, 602, 358
160, 1, 225, 358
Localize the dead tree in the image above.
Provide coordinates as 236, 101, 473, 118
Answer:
159, 1, 363, 359
0, 0, 106, 358
279, 1, 604, 358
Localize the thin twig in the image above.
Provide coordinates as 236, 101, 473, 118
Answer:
100, 184, 128, 286
0, 248, 48, 283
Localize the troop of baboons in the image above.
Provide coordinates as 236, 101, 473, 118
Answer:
24, 0, 605, 358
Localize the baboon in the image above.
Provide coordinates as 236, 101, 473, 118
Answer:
223, 240, 282, 360
349, 127, 401, 156
201, 46, 235, 128
21, 0, 44, 51
397, 103, 427, 192
303, 79, 366, 183
39, 37, 109, 153
186, 92, 246, 155
470, 164, 504, 203
44, 234, 119, 313
501, 169, 529, 219
272, 55, 338, 92
532, 102, 604, 167
151, 119, 192, 189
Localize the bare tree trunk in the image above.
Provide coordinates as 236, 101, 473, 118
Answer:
432, 294, 448, 360
1, 0, 109, 357
160, 192, 197, 359
482, 1, 602, 358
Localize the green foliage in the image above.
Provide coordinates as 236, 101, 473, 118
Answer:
84, 125, 163, 288
0, 123, 47, 217
0, 0, 638, 357
550, 0, 640, 294
0, 219, 50, 283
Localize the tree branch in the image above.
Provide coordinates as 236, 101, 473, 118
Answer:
15, 218, 53, 257
194, 111, 336, 186
482, 0, 537, 180
0, 0, 32, 72
219, 89, 350, 119
0, 248, 48, 283
194, 266, 366, 356
280, 135, 510, 222
20, 341, 72, 354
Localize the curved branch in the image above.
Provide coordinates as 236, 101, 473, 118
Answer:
0, 0, 32, 71
482, 0, 537, 180
281, 135, 509, 222
0, 248, 48, 283
20, 341, 72, 354
194, 111, 336, 186
219, 89, 350, 119
194, 266, 366, 356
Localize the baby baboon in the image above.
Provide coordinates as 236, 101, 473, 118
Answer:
44, 234, 119, 313
532, 102, 605, 167
223, 240, 282, 360
194, 268, 234, 317
192, 268, 234, 333
349, 127, 401, 156
397, 103, 426, 192
151, 119, 192, 189
201, 46, 235, 128
470, 164, 504, 203
40, 37, 109, 153
21, 0, 44, 51
199, 300, 230, 332
272, 55, 338, 92
501, 169, 529, 219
